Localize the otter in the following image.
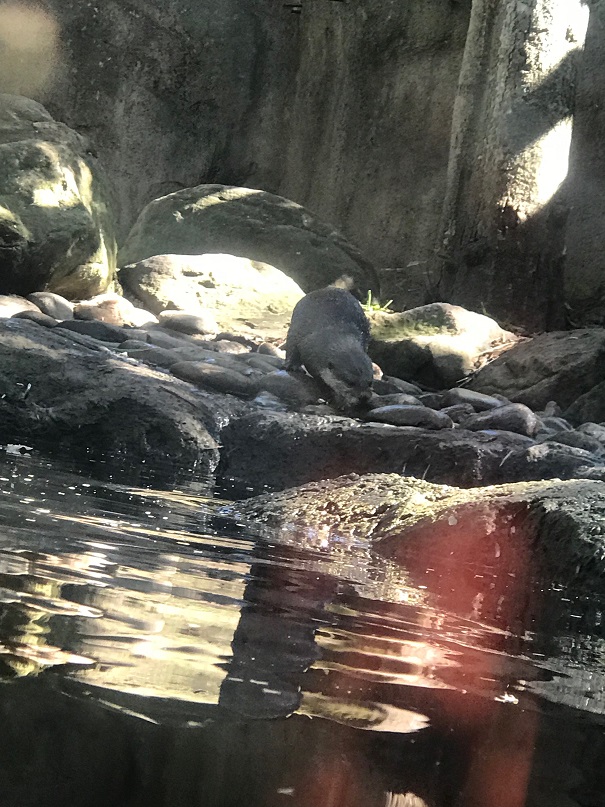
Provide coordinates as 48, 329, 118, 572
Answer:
285, 287, 374, 412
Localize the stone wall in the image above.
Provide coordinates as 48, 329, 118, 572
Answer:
4, 0, 471, 307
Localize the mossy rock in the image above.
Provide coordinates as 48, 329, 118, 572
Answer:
0, 94, 117, 298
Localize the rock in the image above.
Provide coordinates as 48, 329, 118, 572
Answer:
368, 303, 516, 388
120, 252, 305, 341
238, 355, 286, 374
443, 388, 505, 411
0, 318, 236, 487
118, 185, 379, 296
54, 320, 129, 343
577, 422, 605, 443
158, 310, 219, 336
217, 410, 546, 494
123, 345, 181, 370
497, 443, 598, 483
470, 329, 605, 411
372, 377, 422, 396
565, 379, 605, 426
73, 293, 157, 328
257, 342, 285, 359
418, 392, 447, 409
541, 416, 573, 432
253, 371, 323, 409
213, 340, 251, 355
170, 361, 255, 397
12, 310, 58, 328
439, 403, 476, 423
143, 328, 205, 351
461, 403, 542, 438
0, 94, 117, 298
368, 393, 424, 408
365, 405, 454, 430
251, 391, 290, 412
542, 400, 563, 417
542, 430, 605, 455
27, 292, 74, 320
0, 295, 41, 317
237, 473, 605, 593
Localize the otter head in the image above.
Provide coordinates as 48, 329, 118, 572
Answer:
316, 347, 374, 413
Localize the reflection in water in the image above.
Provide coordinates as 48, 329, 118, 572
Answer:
0, 450, 603, 805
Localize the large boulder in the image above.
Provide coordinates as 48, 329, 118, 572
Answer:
120, 253, 304, 337
117, 185, 379, 296
0, 317, 245, 488
368, 303, 516, 388
0, 94, 117, 299
469, 329, 605, 413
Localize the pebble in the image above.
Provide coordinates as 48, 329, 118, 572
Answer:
373, 376, 423, 396
143, 328, 206, 350
158, 310, 218, 335
12, 310, 58, 328
251, 391, 289, 411
365, 405, 454, 429
541, 416, 573, 432
213, 340, 251, 354
54, 320, 128, 343
124, 345, 181, 369
239, 354, 286, 373
417, 392, 447, 410
461, 403, 541, 437
73, 293, 157, 327
440, 403, 476, 423
28, 291, 74, 320
443, 388, 504, 411
170, 361, 254, 396
0, 295, 40, 318
368, 393, 424, 408
253, 370, 322, 408
257, 342, 285, 359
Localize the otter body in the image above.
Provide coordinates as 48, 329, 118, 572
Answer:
285, 288, 373, 411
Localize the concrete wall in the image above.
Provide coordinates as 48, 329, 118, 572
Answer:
13, 0, 472, 307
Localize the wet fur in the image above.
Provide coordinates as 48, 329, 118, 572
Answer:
285, 288, 373, 411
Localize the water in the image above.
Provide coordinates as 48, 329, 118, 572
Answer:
0, 447, 604, 806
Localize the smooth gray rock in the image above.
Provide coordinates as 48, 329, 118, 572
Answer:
118, 186, 379, 297
54, 320, 129, 343
253, 371, 323, 409
470, 329, 605, 412
158, 310, 219, 336
170, 361, 255, 397
443, 387, 505, 411
542, 431, 605, 456
369, 303, 516, 388
368, 393, 424, 408
462, 403, 541, 438
0, 318, 232, 487
365, 405, 454, 430
497, 443, 598, 483
217, 411, 549, 494
28, 291, 74, 320
12, 310, 58, 328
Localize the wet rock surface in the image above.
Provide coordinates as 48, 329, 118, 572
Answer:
236, 473, 605, 592
3, 299, 605, 496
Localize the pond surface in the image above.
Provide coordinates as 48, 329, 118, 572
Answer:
0, 446, 604, 807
